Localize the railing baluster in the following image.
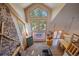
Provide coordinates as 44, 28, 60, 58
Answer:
0, 22, 21, 56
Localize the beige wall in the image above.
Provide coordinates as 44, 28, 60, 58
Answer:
47, 3, 65, 31
50, 3, 79, 34
51, 3, 65, 22
9, 3, 26, 21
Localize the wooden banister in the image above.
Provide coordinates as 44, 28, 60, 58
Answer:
0, 22, 21, 56
3, 35, 15, 41
73, 33, 79, 37
0, 21, 17, 42
12, 46, 21, 56
0, 33, 16, 41
0, 33, 21, 56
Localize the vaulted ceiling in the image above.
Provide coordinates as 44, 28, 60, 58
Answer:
12, 3, 59, 9
9, 3, 65, 22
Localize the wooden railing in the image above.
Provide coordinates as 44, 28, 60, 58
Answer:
12, 46, 21, 56
0, 35, 21, 56
0, 33, 16, 41
0, 21, 21, 56
65, 33, 79, 56
66, 42, 79, 56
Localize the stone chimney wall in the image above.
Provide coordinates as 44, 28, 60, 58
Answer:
0, 4, 20, 55
0, 3, 19, 41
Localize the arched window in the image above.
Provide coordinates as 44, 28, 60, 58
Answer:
30, 8, 48, 17
29, 7, 49, 32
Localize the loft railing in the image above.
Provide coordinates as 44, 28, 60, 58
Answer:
0, 21, 21, 56
0, 33, 16, 41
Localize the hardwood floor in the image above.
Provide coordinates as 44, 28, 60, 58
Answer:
51, 44, 64, 56
21, 42, 64, 56
21, 42, 48, 56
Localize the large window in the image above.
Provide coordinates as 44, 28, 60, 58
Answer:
30, 8, 48, 17
25, 4, 51, 41
31, 19, 46, 32
30, 8, 48, 32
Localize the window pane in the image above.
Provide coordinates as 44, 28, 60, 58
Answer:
31, 19, 38, 31
39, 20, 46, 31
31, 19, 46, 32
30, 8, 48, 17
